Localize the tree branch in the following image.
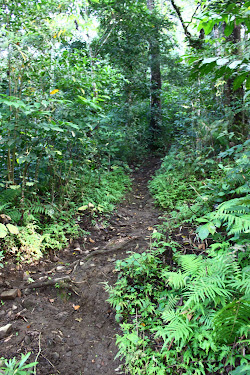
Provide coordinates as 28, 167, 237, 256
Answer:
169, 0, 192, 40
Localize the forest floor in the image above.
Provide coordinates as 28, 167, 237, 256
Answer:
0, 158, 162, 375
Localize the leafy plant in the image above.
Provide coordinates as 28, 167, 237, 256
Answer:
106, 249, 250, 375
0, 353, 37, 375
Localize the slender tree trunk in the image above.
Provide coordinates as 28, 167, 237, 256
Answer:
147, 0, 162, 149
225, 23, 246, 137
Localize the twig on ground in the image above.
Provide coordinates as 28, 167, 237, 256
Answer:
41, 353, 60, 373
34, 332, 42, 375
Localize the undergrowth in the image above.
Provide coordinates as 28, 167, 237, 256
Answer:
107, 139, 250, 374
0, 165, 131, 263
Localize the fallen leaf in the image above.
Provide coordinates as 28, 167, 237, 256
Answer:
17, 289, 22, 297
187, 313, 193, 321
75, 318, 82, 322
89, 238, 95, 243
73, 304, 80, 310
147, 227, 153, 231
198, 243, 206, 250
49, 299, 55, 303
4, 334, 13, 342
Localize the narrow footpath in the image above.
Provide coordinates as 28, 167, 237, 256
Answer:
0, 159, 162, 375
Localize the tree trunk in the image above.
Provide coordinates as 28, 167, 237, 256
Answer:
147, 0, 162, 149
225, 23, 246, 138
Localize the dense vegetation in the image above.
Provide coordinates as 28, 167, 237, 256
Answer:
0, 0, 249, 374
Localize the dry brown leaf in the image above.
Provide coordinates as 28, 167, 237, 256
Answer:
147, 227, 153, 231
187, 314, 193, 321
73, 304, 80, 310
89, 238, 95, 243
198, 243, 206, 250
4, 334, 13, 342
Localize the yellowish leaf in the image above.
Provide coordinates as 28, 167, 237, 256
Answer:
73, 304, 80, 310
58, 30, 63, 38
6, 224, 19, 235
50, 89, 59, 95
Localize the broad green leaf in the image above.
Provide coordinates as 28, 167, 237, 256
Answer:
216, 58, 229, 66
224, 22, 234, 36
229, 60, 242, 70
6, 224, 19, 235
202, 57, 217, 64
233, 73, 248, 90
203, 20, 215, 35
246, 75, 250, 90
0, 223, 8, 238
198, 225, 210, 241
198, 222, 216, 240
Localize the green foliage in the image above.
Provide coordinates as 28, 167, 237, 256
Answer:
0, 165, 130, 262
0, 352, 37, 375
112, 111, 249, 375
107, 249, 250, 375
191, 0, 250, 90
148, 146, 201, 209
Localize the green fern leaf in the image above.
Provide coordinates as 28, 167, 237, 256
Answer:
213, 299, 250, 344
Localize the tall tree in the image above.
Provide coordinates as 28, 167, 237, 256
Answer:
147, 0, 162, 148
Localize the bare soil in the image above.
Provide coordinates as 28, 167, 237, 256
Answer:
0, 159, 162, 375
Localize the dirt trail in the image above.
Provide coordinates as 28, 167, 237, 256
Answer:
0, 159, 162, 375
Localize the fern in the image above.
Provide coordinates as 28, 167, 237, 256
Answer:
230, 364, 250, 375
155, 312, 193, 348
0, 202, 10, 212
162, 270, 188, 289
0, 188, 20, 205
179, 254, 204, 275
213, 299, 250, 344
185, 276, 232, 305
5, 209, 22, 223
215, 196, 250, 235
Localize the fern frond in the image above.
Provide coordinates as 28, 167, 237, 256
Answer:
213, 299, 250, 344
179, 254, 204, 276
162, 294, 179, 312
163, 271, 187, 289
214, 196, 250, 235
185, 275, 232, 305
230, 364, 250, 375
0, 203, 10, 212
0, 188, 20, 207
235, 184, 250, 195
29, 203, 55, 218
155, 313, 193, 348
6, 209, 22, 223
230, 267, 250, 296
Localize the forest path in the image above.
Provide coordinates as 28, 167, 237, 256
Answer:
0, 158, 162, 375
